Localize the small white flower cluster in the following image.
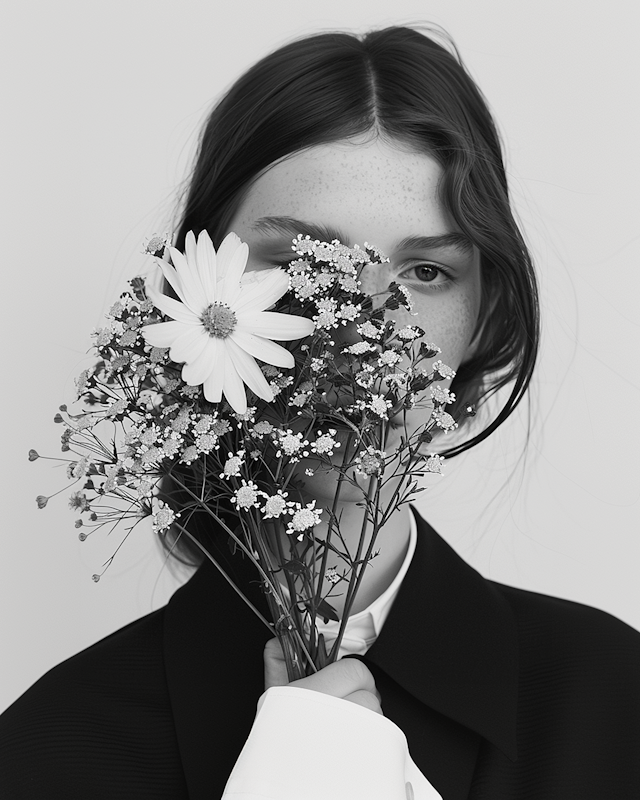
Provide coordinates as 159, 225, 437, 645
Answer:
343, 341, 377, 356
229, 484, 324, 539
424, 454, 445, 474
250, 420, 274, 438
287, 501, 322, 539
152, 501, 178, 533
356, 394, 393, 420
220, 450, 245, 479
233, 407, 257, 425
289, 380, 315, 408
432, 409, 458, 434
230, 480, 261, 510
261, 365, 294, 398
432, 360, 456, 381
430, 385, 456, 405
310, 430, 340, 456
354, 447, 387, 476
378, 349, 402, 368
262, 490, 291, 519
288, 236, 386, 327
274, 430, 310, 461
325, 567, 341, 585
357, 320, 383, 340
395, 326, 423, 341
142, 232, 171, 256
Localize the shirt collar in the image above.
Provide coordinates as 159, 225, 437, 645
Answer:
315, 508, 418, 657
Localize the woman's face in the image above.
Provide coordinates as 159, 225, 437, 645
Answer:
226, 137, 482, 492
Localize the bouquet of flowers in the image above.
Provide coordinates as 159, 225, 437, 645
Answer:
33, 229, 468, 680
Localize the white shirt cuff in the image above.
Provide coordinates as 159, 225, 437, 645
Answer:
222, 686, 441, 800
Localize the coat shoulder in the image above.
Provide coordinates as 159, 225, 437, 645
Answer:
493, 581, 640, 714
494, 580, 640, 657
0, 607, 188, 798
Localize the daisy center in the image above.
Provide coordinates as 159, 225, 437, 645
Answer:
200, 303, 237, 338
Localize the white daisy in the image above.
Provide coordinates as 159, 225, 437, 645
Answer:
141, 230, 314, 413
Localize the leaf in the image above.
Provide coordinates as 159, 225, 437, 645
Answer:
410, 373, 430, 392
419, 342, 440, 359
282, 559, 307, 576
316, 633, 329, 669
315, 598, 339, 623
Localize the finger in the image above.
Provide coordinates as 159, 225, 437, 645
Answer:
263, 638, 289, 689
291, 657, 376, 699
344, 689, 383, 715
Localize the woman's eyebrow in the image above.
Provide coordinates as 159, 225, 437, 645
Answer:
250, 216, 474, 255
395, 232, 474, 254
250, 216, 350, 246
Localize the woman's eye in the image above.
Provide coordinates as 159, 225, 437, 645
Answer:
403, 262, 451, 287
415, 264, 440, 282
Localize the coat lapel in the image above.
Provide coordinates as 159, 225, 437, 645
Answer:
163, 547, 273, 799
364, 512, 519, 799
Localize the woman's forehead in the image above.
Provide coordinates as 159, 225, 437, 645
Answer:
229, 139, 455, 249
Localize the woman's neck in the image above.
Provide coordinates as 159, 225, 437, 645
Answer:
323, 500, 412, 618
270, 495, 413, 620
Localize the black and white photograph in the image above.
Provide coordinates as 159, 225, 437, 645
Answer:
1, 1, 639, 797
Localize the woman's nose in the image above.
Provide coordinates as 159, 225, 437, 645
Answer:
357, 264, 386, 299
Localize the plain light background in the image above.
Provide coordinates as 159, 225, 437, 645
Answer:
1, 0, 638, 713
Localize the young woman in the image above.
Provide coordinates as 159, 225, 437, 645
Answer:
1, 25, 639, 800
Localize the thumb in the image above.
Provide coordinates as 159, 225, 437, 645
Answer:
263, 637, 290, 689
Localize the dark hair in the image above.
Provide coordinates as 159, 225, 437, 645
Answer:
163, 24, 540, 564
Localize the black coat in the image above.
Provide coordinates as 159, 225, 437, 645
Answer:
2, 512, 639, 799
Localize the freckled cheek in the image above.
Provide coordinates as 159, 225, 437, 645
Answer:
413, 295, 479, 370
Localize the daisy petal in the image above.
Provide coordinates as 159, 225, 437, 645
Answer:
230, 330, 294, 368
181, 338, 219, 386
226, 338, 274, 401
196, 230, 217, 304
203, 345, 224, 403
219, 241, 249, 306
141, 320, 193, 348
238, 311, 315, 341
233, 269, 290, 314
169, 326, 209, 364
185, 231, 198, 273
167, 247, 207, 314
221, 347, 248, 414
215, 232, 243, 281
147, 285, 200, 324
152, 259, 185, 303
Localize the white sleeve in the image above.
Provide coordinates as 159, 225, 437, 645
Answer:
221, 686, 442, 800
